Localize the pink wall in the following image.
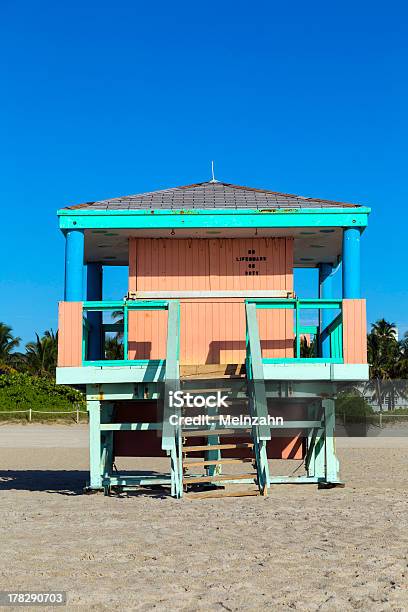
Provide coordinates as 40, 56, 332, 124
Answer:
343, 299, 367, 364
57, 302, 83, 367
128, 238, 294, 365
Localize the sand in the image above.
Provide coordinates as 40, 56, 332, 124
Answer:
1, 425, 408, 611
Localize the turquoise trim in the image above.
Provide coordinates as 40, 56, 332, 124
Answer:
245, 302, 271, 492
58, 208, 370, 230
100, 423, 162, 431
298, 325, 318, 334
83, 300, 170, 362
83, 300, 169, 310
246, 298, 345, 364
247, 298, 342, 308
83, 359, 165, 367
268, 476, 343, 484
262, 358, 343, 364
295, 304, 300, 357
58, 206, 371, 216
102, 476, 172, 487
123, 303, 128, 359
325, 313, 343, 359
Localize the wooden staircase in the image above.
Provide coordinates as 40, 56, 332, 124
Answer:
181, 432, 263, 499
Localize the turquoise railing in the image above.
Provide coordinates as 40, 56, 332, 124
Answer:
245, 302, 271, 493
82, 299, 171, 366
245, 298, 344, 363
86, 299, 183, 497
323, 313, 343, 359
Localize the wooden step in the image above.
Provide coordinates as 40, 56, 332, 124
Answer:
183, 473, 256, 485
183, 442, 254, 452
183, 458, 253, 468
182, 428, 250, 438
185, 489, 260, 500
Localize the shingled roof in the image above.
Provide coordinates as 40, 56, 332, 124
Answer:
63, 181, 359, 211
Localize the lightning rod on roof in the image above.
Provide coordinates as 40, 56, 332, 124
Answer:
210, 160, 217, 183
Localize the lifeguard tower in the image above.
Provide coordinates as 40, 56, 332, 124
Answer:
56, 180, 370, 498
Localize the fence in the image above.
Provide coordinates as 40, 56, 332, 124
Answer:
341, 412, 408, 428
0, 407, 88, 423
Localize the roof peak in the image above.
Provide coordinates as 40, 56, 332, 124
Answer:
62, 180, 362, 211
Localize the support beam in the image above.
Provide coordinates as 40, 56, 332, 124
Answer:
87, 399, 102, 489
64, 229, 84, 301
100, 402, 114, 483
342, 227, 361, 298
86, 263, 103, 360
323, 398, 340, 482
206, 404, 221, 477
319, 263, 333, 358
305, 401, 321, 478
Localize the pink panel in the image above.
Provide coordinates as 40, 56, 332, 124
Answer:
128, 310, 167, 360
57, 302, 83, 367
128, 238, 137, 292
279, 435, 304, 460
258, 308, 294, 359
343, 299, 367, 364
134, 238, 210, 292
128, 238, 294, 365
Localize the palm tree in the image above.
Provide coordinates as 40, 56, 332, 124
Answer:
396, 332, 408, 378
371, 319, 398, 344
0, 323, 21, 363
25, 329, 58, 377
105, 336, 124, 360
367, 319, 402, 410
111, 310, 124, 340
300, 335, 315, 358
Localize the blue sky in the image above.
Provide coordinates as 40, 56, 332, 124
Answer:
1, 1, 407, 344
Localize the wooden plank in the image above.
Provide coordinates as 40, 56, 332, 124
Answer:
183, 442, 254, 452
182, 428, 251, 437
183, 458, 253, 467
185, 489, 260, 499
183, 473, 256, 484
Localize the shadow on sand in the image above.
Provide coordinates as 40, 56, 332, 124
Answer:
0, 470, 170, 498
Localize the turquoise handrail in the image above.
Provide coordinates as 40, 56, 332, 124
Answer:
245, 298, 343, 362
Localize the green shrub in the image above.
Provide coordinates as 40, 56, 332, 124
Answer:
336, 394, 374, 423
0, 372, 85, 421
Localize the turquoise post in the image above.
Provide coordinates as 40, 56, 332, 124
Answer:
86, 263, 103, 360
64, 229, 84, 301
319, 263, 333, 358
322, 398, 340, 483
342, 227, 361, 298
87, 399, 102, 489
